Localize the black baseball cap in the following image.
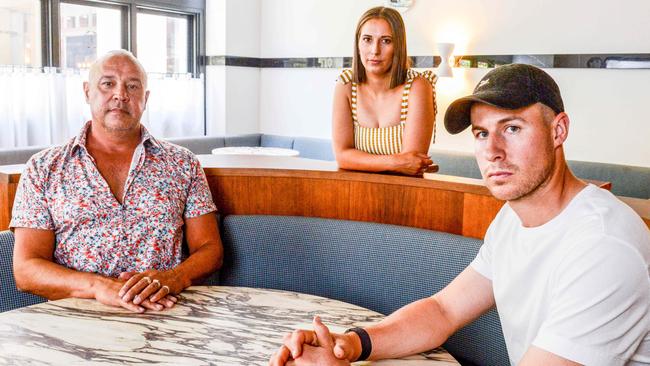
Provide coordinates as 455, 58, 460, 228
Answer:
444, 63, 565, 134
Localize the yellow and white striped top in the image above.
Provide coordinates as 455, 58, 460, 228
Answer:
338, 69, 438, 155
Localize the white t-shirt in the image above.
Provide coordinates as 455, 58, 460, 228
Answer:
471, 184, 650, 365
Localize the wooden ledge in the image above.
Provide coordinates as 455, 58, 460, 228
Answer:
1, 156, 648, 236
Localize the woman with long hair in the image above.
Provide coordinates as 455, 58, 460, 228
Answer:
333, 6, 437, 175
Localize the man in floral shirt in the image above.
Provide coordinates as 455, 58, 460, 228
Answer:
11, 50, 223, 313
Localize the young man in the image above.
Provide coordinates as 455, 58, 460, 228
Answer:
11, 50, 223, 313
269, 64, 650, 365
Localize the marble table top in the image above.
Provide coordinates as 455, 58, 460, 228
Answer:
0, 286, 459, 365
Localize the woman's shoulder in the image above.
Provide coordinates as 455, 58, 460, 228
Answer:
406, 69, 438, 87
336, 69, 354, 84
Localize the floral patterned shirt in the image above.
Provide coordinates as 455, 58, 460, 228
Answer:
10, 122, 217, 277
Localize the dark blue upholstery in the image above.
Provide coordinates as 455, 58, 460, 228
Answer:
219, 215, 509, 366
261, 134, 295, 149
166, 136, 225, 154
428, 149, 650, 199
3, 135, 648, 198
0, 231, 47, 312
430, 150, 482, 179
224, 133, 262, 147
568, 160, 650, 198
292, 136, 335, 161
0, 145, 49, 165
261, 134, 335, 161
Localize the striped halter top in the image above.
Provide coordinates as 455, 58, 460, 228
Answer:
338, 69, 438, 155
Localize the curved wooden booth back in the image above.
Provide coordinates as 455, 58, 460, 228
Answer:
1, 155, 648, 237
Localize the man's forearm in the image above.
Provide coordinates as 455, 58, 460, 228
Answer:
360, 297, 455, 361
172, 241, 223, 288
15, 257, 108, 300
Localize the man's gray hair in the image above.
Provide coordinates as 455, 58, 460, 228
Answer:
88, 49, 148, 87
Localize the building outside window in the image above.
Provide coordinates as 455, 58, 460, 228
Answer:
137, 11, 189, 74
59, 2, 123, 69
0, 0, 42, 67
0, 0, 205, 149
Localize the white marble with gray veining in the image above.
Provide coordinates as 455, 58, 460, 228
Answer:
0, 286, 459, 365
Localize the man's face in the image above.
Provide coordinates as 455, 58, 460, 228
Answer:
470, 103, 556, 202
84, 55, 149, 133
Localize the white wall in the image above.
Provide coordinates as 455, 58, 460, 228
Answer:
255, 0, 650, 167
206, 0, 260, 135
207, 0, 650, 167
259, 0, 650, 56
259, 68, 338, 138
225, 0, 260, 57
205, 0, 226, 55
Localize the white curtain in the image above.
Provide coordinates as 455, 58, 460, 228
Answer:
142, 73, 204, 138
0, 67, 204, 149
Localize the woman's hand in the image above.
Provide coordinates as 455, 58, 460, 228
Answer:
390, 151, 433, 175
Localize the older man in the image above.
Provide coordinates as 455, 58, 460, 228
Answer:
270, 64, 650, 365
11, 50, 223, 313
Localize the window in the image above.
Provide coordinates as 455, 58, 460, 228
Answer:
64, 16, 75, 29
137, 11, 190, 74
0, 0, 204, 73
79, 14, 88, 28
59, 2, 124, 69
0, 0, 42, 67
0, 0, 206, 149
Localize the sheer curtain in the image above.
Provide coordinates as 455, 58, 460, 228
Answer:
142, 73, 204, 138
0, 67, 204, 149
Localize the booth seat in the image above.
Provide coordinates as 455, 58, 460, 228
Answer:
0, 215, 509, 366
0, 134, 335, 165
0, 230, 46, 311
168, 134, 335, 161
2, 136, 647, 199
0, 145, 50, 166
217, 215, 509, 366
430, 149, 650, 199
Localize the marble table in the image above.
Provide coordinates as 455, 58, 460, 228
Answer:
0, 286, 459, 365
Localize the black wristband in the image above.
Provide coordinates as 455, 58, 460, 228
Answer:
345, 327, 372, 361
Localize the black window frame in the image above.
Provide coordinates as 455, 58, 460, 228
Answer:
135, 7, 195, 75
54, 0, 128, 69
39, 0, 205, 77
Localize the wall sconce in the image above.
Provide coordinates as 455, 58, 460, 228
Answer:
436, 42, 455, 77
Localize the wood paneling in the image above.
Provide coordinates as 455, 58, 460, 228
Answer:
461, 194, 505, 238
1, 156, 649, 238
208, 175, 350, 220
348, 182, 464, 234
0, 182, 17, 231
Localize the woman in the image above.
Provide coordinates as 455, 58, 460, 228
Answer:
333, 6, 437, 176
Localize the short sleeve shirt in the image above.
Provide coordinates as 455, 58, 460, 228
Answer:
10, 121, 217, 277
471, 185, 650, 365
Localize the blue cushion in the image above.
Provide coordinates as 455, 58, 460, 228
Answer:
568, 160, 650, 199
0, 145, 49, 165
292, 137, 335, 161
0, 231, 47, 312
428, 149, 650, 199
224, 134, 262, 147
429, 150, 482, 179
261, 134, 295, 149
165, 136, 225, 154
219, 215, 508, 366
